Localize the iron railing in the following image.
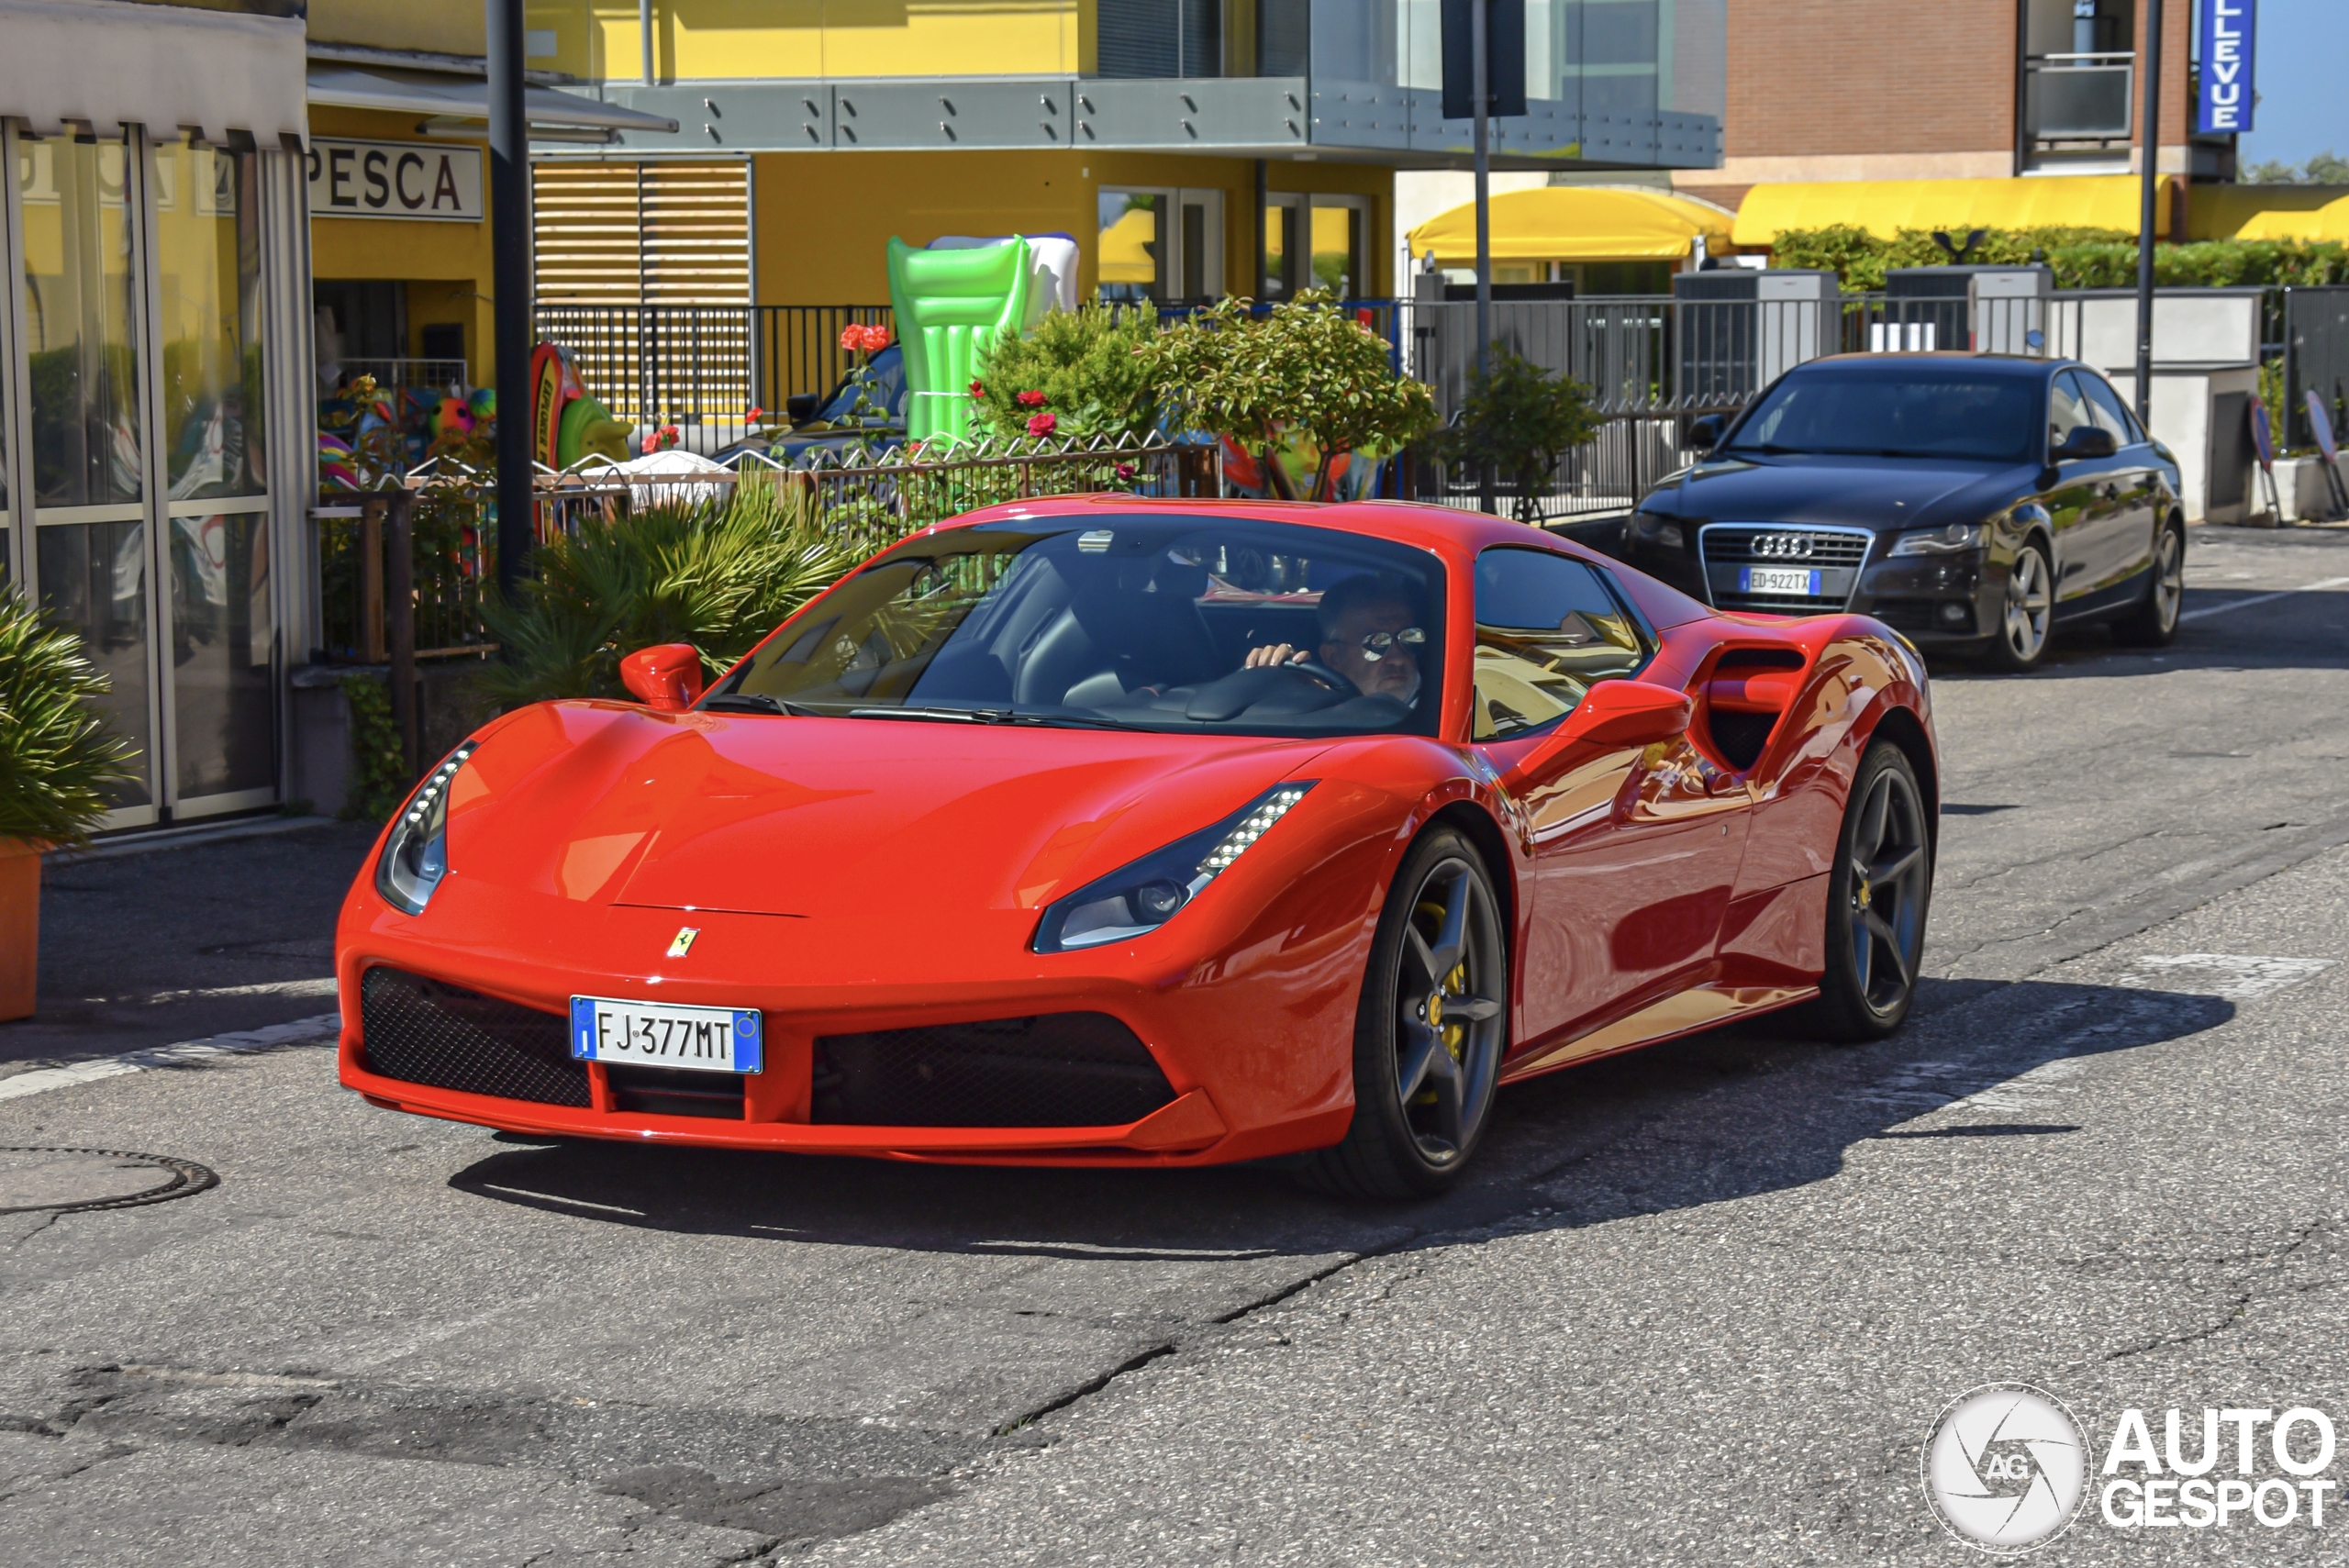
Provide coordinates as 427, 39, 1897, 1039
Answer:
535, 304, 895, 450
312, 437, 1214, 669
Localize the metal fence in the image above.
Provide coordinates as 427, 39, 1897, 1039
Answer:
535, 304, 895, 450
1411, 406, 1727, 524
312, 437, 1212, 672
2282, 286, 2349, 449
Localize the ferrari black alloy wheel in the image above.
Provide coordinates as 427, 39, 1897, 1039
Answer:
1813, 741, 1932, 1043
1305, 828, 1507, 1199
2113, 519, 2185, 648
1986, 539, 2054, 673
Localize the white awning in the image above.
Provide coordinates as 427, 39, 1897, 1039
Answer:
306, 65, 681, 135
0, 0, 307, 145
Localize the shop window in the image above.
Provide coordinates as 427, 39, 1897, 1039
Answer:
19, 133, 144, 510
155, 138, 264, 502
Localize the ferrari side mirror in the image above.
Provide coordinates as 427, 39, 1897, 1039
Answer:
619, 643, 706, 712
1558, 679, 1694, 749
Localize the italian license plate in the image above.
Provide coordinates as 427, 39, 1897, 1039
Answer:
570, 996, 763, 1074
1740, 565, 1822, 596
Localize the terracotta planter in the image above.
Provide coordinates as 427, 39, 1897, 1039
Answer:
0, 838, 39, 1022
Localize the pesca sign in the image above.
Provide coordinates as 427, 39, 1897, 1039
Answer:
2197, 0, 2255, 135
306, 139, 482, 222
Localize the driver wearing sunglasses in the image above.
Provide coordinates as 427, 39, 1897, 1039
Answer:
1243, 573, 1426, 705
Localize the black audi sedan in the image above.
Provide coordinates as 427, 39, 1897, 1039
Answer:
1622, 353, 2186, 671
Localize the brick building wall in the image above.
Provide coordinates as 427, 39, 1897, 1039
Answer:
1676, 0, 2192, 212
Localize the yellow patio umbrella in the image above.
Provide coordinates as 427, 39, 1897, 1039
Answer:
1406, 185, 1733, 266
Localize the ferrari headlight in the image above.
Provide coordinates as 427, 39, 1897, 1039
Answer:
375, 741, 478, 916
1033, 783, 1316, 953
1888, 521, 1986, 557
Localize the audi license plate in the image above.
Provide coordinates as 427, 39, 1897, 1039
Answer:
1740, 565, 1822, 596
570, 996, 763, 1074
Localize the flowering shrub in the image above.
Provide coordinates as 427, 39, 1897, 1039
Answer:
1026, 411, 1057, 438
839, 322, 894, 355
970, 302, 1160, 444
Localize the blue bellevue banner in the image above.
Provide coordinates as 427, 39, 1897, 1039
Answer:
2198, 0, 2255, 135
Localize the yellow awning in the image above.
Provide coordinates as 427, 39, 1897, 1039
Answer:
2232, 192, 2349, 242
2186, 183, 2348, 240
1731, 174, 2180, 247
1407, 186, 1734, 265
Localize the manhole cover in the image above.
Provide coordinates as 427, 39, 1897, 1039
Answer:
0, 1147, 218, 1216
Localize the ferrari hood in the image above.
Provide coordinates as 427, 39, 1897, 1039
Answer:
1657, 452, 2027, 533
442, 702, 1331, 922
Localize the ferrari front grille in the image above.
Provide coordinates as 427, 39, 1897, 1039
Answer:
811, 1013, 1176, 1129
360, 966, 590, 1108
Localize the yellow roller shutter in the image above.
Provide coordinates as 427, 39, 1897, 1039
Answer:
532, 160, 751, 305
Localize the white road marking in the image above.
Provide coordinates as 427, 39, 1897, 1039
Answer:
0, 1013, 342, 1103
2111, 952, 2337, 1001
2178, 575, 2349, 623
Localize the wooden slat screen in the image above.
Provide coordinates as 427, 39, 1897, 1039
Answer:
532, 161, 751, 306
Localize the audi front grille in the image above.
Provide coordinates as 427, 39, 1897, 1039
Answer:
1698, 524, 1875, 615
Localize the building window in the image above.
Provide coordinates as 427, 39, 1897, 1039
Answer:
1097, 0, 1223, 78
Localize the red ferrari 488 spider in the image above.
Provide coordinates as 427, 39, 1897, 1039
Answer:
338, 497, 1937, 1196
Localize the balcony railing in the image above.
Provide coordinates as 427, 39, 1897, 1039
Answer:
2026, 53, 2135, 142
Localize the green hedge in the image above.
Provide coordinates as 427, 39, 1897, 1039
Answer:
1767, 225, 2349, 291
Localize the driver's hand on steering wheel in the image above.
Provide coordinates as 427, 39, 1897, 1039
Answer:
1244, 643, 1311, 669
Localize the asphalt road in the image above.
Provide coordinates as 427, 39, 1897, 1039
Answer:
1, 523, 2345, 1565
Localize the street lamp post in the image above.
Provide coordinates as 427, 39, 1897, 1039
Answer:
1471, 0, 1494, 514
488, 0, 534, 604
2133, 0, 2165, 429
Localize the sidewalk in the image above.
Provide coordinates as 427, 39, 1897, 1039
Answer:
0, 820, 377, 1076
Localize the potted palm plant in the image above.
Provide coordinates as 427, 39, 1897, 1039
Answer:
0, 595, 136, 1020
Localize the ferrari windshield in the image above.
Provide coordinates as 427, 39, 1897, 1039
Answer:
707, 516, 1447, 737
1722, 366, 2041, 463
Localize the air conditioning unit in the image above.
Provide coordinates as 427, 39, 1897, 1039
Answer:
1672, 268, 1837, 402
1881, 265, 2054, 355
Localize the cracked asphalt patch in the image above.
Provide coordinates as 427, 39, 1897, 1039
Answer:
0, 527, 2343, 1564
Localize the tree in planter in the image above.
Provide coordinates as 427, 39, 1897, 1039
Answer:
1140, 291, 1439, 500
471, 480, 852, 710
0, 595, 139, 1019
1430, 346, 1602, 524
970, 303, 1160, 445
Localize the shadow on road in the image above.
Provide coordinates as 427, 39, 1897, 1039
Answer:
448, 977, 2232, 1263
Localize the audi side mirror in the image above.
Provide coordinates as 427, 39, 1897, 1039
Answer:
1687, 414, 1728, 453
2052, 426, 2117, 462
619, 644, 706, 712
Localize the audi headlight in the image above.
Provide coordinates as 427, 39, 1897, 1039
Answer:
1631, 510, 1685, 550
375, 741, 478, 916
1032, 783, 1316, 953
1888, 522, 1986, 557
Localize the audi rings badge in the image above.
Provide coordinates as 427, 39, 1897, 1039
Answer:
1753, 532, 1818, 561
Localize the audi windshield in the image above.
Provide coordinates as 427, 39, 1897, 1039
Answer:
704, 517, 1448, 738
1722, 364, 2042, 464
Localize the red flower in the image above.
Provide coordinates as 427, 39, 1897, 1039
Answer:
1016, 390, 1048, 407
838, 322, 893, 354
1026, 411, 1057, 438
746, 406, 763, 422
838, 324, 863, 353
1115, 462, 1135, 479
968, 380, 985, 397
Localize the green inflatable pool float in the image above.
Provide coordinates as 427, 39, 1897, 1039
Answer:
887, 237, 1032, 445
